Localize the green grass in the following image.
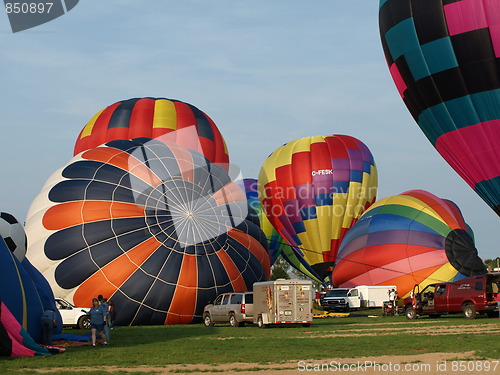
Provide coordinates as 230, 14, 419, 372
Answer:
1, 312, 499, 373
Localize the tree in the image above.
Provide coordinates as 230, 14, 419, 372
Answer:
290, 266, 324, 293
269, 256, 291, 280
484, 258, 500, 272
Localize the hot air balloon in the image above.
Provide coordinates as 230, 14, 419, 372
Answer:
332, 190, 487, 298
0, 302, 50, 357
0, 212, 27, 262
0, 213, 62, 341
74, 97, 230, 170
25, 138, 269, 325
236, 178, 322, 282
259, 135, 378, 280
0, 236, 45, 342
379, 0, 500, 215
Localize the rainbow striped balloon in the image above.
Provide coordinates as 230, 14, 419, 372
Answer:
332, 190, 487, 298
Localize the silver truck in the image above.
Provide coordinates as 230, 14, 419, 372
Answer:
202, 291, 254, 327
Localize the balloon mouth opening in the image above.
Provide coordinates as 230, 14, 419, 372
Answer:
445, 229, 487, 276
311, 262, 336, 282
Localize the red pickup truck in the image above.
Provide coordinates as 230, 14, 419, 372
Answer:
404, 273, 500, 319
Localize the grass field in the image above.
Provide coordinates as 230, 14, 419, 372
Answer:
1, 311, 499, 374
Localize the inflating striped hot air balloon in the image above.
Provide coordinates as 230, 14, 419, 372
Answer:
259, 135, 378, 281
74, 97, 230, 170
332, 190, 487, 298
26, 138, 269, 325
236, 178, 322, 283
379, 0, 500, 215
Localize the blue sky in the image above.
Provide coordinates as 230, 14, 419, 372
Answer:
0, 1, 498, 259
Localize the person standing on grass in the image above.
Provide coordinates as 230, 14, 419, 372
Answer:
108, 300, 116, 329
40, 308, 57, 345
100, 298, 110, 341
87, 298, 108, 347
496, 292, 500, 318
389, 289, 397, 315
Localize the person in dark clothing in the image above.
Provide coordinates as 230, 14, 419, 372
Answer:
40, 309, 57, 345
108, 300, 116, 329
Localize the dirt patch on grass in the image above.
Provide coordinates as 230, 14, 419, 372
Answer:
30, 321, 500, 374
201, 322, 500, 339
32, 351, 496, 374
294, 323, 500, 338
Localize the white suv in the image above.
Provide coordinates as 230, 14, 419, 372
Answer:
203, 292, 254, 327
55, 298, 91, 329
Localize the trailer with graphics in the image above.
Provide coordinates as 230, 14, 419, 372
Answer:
253, 279, 313, 328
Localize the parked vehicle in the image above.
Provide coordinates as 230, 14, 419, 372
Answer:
404, 273, 500, 320
203, 292, 253, 327
253, 279, 313, 328
321, 288, 352, 311
321, 285, 397, 311
55, 298, 91, 329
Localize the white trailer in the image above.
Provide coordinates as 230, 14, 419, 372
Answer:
321, 285, 397, 310
253, 279, 313, 328
355, 285, 397, 308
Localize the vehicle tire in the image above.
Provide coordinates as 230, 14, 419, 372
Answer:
77, 315, 91, 330
405, 306, 417, 320
463, 303, 477, 319
203, 313, 214, 327
302, 323, 311, 327
257, 315, 267, 329
229, 313, 240, 327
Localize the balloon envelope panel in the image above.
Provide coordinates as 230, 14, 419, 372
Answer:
0, 211, 27, 261
0, 238, 45, 342
259, 135, 377, 280
379, 0, 500, 215
236, 178, 285, 263
26, 138, 269, 325
74, 97, 230, 171
332, 190, 487, 297
21, 258, 63, 333
236, 178, 321, 282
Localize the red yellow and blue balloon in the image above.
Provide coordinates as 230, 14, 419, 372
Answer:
74, 97, 230, 171
259, 135, 378, 280
237, 178, 322, 283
